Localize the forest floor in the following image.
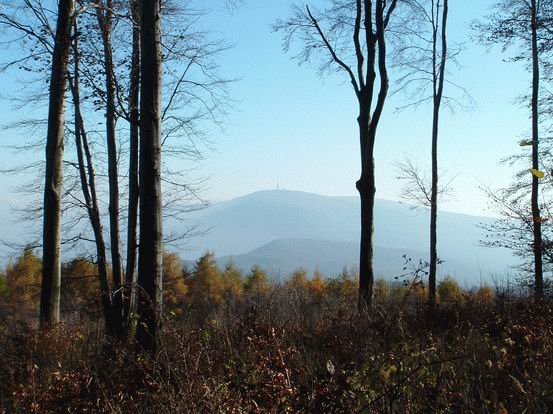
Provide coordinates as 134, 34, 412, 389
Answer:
1, 293, 553, 413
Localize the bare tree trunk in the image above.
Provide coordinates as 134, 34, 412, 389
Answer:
357, 0, 392, 310
137, 0, 163, 351
40, 0, 75, 327
531, 0, 544, 298
96, 0, 124, 331
357, 109, 375, 311
429, 0, 448, 306
124, 0, 141, 327
69, 21, 114, 333
285, 1, 396, 311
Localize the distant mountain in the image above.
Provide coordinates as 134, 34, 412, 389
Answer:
178, 190, 515, 283
218, 238, 479, 284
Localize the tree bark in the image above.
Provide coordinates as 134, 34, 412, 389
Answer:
357, 0, 393, 310
429, 0, 448, 306
124, 0, 141, 328
96, 0, 124, 330
530, 0, 544, 298
69, 21, 114, 333
40, 0, 75, 327
298, 0, 396, 310
137, 0, 163, 351
357, 109, 375, 311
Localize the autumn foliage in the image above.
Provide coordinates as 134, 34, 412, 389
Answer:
2, 248, 553, 412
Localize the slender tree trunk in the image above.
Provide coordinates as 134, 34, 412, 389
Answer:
357, 109, 375, 311
429, 0, 448, 306
357, 0, 392, 311
302, 1, 396, 310
531, 0, 544, 298
96, 0, 124, 332
40, 0, 75, 327
69, 22, 114, 333
124, 0, 141, 326
137, 0, 163, 351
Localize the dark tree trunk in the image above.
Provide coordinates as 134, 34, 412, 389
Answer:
69, 22, 115, 333
299, 0, 396, 310
357, 0, 392, 310
40, 0, 75, 327
137, 0, 163, 351
531, 0, 544, 298
96, 0, 124, 332
357, 110, 375, 310
124, 0, 141, 328
429, 0, 448, 306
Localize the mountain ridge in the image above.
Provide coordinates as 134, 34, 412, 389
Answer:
179, 189, 515, 282
216, 238, 479, 283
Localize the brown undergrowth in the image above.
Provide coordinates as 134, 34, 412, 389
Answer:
1, 292, 553, 413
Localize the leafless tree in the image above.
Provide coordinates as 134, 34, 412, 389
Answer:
475, 0, 553, 297
395, 157, 455, 209
69, 16, 122, 334
390, 0, 464, 305
40, 0, 75, 327
480, 137, 553, 293
0, 0, 230, 333
135, 0, 163, 351
123, 0, 140, 330
275, 0, 399, 310
93, 0, 124, 332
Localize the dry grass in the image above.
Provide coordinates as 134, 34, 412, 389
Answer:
1, 289, 553, 413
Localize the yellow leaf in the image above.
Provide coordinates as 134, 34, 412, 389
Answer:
530, 168, 545, 179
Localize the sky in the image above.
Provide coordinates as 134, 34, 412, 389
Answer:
0, 0, 537, 219
187, 0, 533, 217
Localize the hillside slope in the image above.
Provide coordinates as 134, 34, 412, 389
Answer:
179, 190, 514, 281
218, 238, 479, 283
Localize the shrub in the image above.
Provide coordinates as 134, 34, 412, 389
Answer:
60, 258, 100, 315
327, 267, 357, 297
389, 281, 409, 300
163, 252, 188, 314
186, 252, 224, 304
288, 267, 309, 293
438, 276, 463, 303
374, 278, 390, 299
2, 295, 553, 413
474, 285, 495, 304
244, 265, 270, 294
308, 270, 327, 297
410, 281, 426, 301
4, 246, 42, 314
221, 262, 244, 299
0, 275, 7, 297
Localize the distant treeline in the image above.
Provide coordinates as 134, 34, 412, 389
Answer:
0, 246, 500, 322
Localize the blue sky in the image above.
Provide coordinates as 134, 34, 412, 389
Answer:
189, 0, 532, 217
0, 0, 535, 218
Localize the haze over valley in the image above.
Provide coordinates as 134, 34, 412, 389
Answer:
182, 190, 514, 284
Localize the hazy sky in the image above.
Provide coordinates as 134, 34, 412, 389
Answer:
191, 0, 532, 217
0, 0, 536, 218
